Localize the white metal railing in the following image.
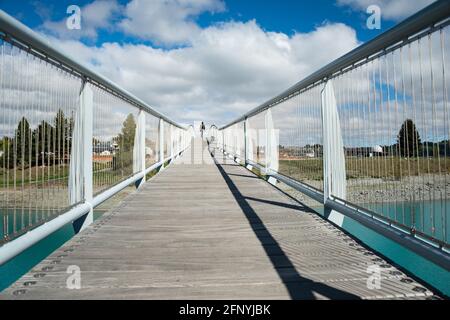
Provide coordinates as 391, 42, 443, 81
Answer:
0, 10, 193, 264
214, 1, 450, 270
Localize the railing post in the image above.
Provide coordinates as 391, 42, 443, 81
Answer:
174, 128, 178, 157
321, 80, 346, 227
244, 118, 247, 166
245, 118, 253, 170
134, 110, 146, 188
72, 81, 93, 233
159, 119, 164, 169
222, 128, 225, 152
176, 128, 179, 155
170, 125, 174, 159
265, 110, 270, 175
265, 108, 278, 185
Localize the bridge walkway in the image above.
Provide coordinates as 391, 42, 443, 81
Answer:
0, 138, 435, 299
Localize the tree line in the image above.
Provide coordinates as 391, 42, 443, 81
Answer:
279, 119, 448, 158
0, 110, 136, 170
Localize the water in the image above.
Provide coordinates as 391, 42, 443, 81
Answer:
0, 210, 105, 292
341, 214, 450, 297
313, 201, 450, 297
365, 199, 448, 244
0, 208, 65, 239
0, 203, 449, 296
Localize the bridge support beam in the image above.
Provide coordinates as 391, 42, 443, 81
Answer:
321, 80, 347, 227
71, 81, 94, 234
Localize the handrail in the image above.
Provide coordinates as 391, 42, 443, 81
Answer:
0, 9, 185, 130
220, 0, 450, 129
0, 11, 192, 264
213, 0, 450, 273
215, 137, 450, 272
0, 147, 188, 264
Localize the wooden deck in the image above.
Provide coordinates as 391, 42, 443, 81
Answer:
1, 138, 436, 299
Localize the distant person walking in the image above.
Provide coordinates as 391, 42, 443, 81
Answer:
200, 122, 206, 139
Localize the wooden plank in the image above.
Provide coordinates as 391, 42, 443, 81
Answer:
0, 138, 436, 300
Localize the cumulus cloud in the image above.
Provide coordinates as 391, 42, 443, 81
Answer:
49, 20, 359, 126
39, 0, 121, 41
119, 0, 226, 45
337, 0, 436, 21
29, 0, 363, 126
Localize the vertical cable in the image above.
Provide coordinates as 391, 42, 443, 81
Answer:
0, 41, 6, 239
419, 38, 431, 234
440, 27, 448, 243
428, 32, 439, 238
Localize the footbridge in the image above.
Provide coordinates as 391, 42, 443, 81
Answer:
0, 1, 449, 299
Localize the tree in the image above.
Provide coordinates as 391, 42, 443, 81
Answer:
15, 117, 33, 167
113, 114, 136, 172
5, 117, 33, 168
54, 109, 72, 163
397, 119, 421, 157
118, 113, 136, 152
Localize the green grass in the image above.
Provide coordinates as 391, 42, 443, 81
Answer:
345, 156, 450, 179
0, 162, 136, 188
145, 167, 161, 180
279, 159, 323, 181
0, 165, 70, 188
279, 156, 450, 181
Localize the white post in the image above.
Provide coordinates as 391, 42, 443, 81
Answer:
265, 110, 270, 175
265, 108, 279, 185
159, 119, 164, 169
234, 127, 239, 160
170, 125, 174, 159
173, 127, 177, 157
322, 80, 346, 227
134, 110, 146, 188
71, 82, 93, 233
222, 128, 225, 152
244, 119, 247, 165
245, 118, 253, 170
177, 128, 181, 155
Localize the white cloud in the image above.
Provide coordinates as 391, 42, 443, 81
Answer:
31, 0, 361, 126
39, 0, 121, 41
119, 0, 225, 45
49, 20, 359, 126
337, 0, 436, 21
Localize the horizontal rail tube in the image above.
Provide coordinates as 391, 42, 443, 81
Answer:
0, 202, 91, 265
221, 0, 450, 129
0, 10, 184, 130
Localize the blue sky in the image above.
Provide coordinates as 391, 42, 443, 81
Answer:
0, 0, 436, 124
1, 0, 398, 45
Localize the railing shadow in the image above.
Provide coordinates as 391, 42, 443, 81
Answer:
211, 151, 360, 300
243, 196, 312, 212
